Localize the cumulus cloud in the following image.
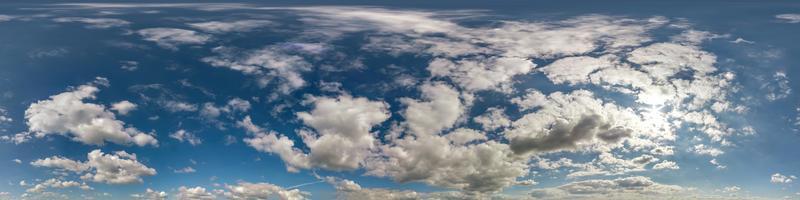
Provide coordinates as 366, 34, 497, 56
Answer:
428, 56, 535, 92
137, 28, 210, 50
776, 14, 800, 23
242, 94, 390, 171
400, 82, 464, 136
177, 186, 216, 200
170, 129, 202, 146
505, 90, 644, 155
0, 107, 11, 127
22, 77, 157, 146
131, 188, 167, 200
771, 173, 796, 184
52, 17, 130, 28
174, 166, 196, 174
652, 160, 679, 170
529, 176, 685, 199
473, 107, 511, 132
25, 178, 92, 193
202, 45, 315, 94
295, 95, 390, 170
31, 149, 157, 184
110, 100, 137, 115
240, 116, 311, 172
222, 181, 309, 200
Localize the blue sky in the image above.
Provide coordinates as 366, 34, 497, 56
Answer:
1, 1, 800, 200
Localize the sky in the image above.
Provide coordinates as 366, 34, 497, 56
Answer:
0, 1, 800, 200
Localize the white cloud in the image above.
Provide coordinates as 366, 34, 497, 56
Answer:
0, 107, 12, 123
110, 100, 137, 115
693, 144, 724, 157
652, 160, 679, 170
776, 14, 800, 23
223, 181, 309, 200
295, 95, 390, 170
763, 71, 791, 101
400, 82, 464, 136
428, 56, 535, 92
174, 166, 196, 174
177, 186, 216, 200
0, 15, 14, 22
188, 20, 273, 33
131, 188, 167, 200
163, 100, 198, 112
31, 149, 157, 184
12, 159, 21, 164
505, 90, 647, 154
52, 17, 130, 29
771, 173, 796, 184
540, 55, 618, 85
137, 28, 210, 50
240, 116, 311, 172
202, 45, 313, 94
170, 129, 202, 146
473, 107, 511, 132
529, 176, 685, 199
25, 178, 92, 193
120, 60, 139, 71
22, 78, 157, 146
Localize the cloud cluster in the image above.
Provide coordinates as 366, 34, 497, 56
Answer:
26, 178, 92, 193
31, 149, 157, 184
529, 176, 686, 199
222, 182, 308, 200
771, 173, 796, 184
21, 78, 157, 146
131, 188, 167, 200
137, 28, 210, 50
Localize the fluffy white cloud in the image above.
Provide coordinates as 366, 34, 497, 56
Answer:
131, 188, 167, 200
693, 144, 724, 157
240, 116, 311, 172
400, 82, 464, 136
0, 107, 12, 123
243, 94, 389, 171
473, 107, 511, 132
327, 177, 420, 200
763, 71, 791, 101
25, 178, 92, 193
652, 160, 679, 170
31, 149, 157, 184
31, 156, 89, 172
505, 90, 651, 154
771, 173, 796, 184
23, 78, 157, 146
110, 100, 137, 115
176, 186, 216, 200
202, 45, 314, 94
52, 17, 130, 28
174, 166, 196, 174
223, 182, 308, 200
188, 20, 273, 33
137, 28, 210, 50
170, 129, 202, 146
295, 95, 390, 170
540, 55, 619, 85
776, 14, 800, 23
428, 56, 535, 92
529, 176, 685, 199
